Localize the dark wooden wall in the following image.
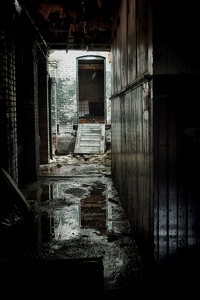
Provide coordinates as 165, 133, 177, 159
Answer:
111, 77, 154, 261
153, 75, 200, 265
153, 1, 200, 264
111, 0, 154, 261
111, 0, 152, 96
111, 0, 200, 265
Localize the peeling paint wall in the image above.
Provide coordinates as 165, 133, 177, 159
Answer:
49, 50, 111, 134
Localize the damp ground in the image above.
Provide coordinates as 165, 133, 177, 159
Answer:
1, 152, 144, 298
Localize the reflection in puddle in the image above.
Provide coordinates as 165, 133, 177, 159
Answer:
53, 206, 81, 240
35, 183, 113, 242
81, 195, 106, 235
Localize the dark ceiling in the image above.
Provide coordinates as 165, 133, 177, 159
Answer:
16, 0, 120, 51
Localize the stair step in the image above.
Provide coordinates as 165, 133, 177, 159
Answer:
74, 124, 105, 154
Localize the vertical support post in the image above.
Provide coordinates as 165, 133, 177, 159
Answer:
104, 57, 107, 124
76, 58, 79, 124
48, 77, 53, 159
38, 46, 50, 164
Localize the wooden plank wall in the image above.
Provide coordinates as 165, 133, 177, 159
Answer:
111, 0, 154, 262
153, 2, 200, 264
111, 0, 151, 96
153, 1, 200, 75
111, 78, 154, 261
111, 0, 200, 265
153, 75, 200, 265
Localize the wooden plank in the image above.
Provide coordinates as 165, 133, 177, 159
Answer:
158, 85, 168, 265
131, 89, 137, 232
120, 0, 127, 88
168, 84, 178, 258
153, 81, 160, 264
81, 137, 100, 141
136, 0, 148, 76
0, 168, 30, 212
127, 0, 136, 82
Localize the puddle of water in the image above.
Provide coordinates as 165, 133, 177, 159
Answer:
33, 183, 112, 241
28, 182, 116, 243
53, 206, 81, 240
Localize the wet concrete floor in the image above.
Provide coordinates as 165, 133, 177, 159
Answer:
18, 153, 143, 298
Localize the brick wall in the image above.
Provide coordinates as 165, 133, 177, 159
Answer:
0, 2, 18, 183
22, 39, 40, 181
106, 70, 111, 124
49, 61, 57, 134
49, 50, 111, 134
38, 47, 50, 164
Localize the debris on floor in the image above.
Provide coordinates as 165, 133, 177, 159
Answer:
1, 151, 144, 298
39, 150, 111, 177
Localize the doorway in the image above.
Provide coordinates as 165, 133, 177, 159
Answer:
77, 56, 106, 124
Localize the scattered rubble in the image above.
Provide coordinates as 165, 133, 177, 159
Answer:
1, 151, 144, 297
39, 150, 111, 177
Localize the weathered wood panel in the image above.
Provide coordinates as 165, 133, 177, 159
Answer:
111, 0, 150, 95
153, 2, 200, 75
120, 0, 127, 89
153, 75, 200, 265
136, 0, 148, 76
111, 77, 154, 261
111, 0, 200, 266
127, 0, 136, 82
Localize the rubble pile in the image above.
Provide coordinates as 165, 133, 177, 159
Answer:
47, 150, 111, 166
88, 150, 111, 163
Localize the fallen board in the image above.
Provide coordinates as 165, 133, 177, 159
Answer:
0, 167, 30, 212
74, 123, 105, 154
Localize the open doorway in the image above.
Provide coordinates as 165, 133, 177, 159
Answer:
48, 51, 111, 155
77, 56, 106, 124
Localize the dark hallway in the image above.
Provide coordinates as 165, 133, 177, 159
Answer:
1, 0, 200, 298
